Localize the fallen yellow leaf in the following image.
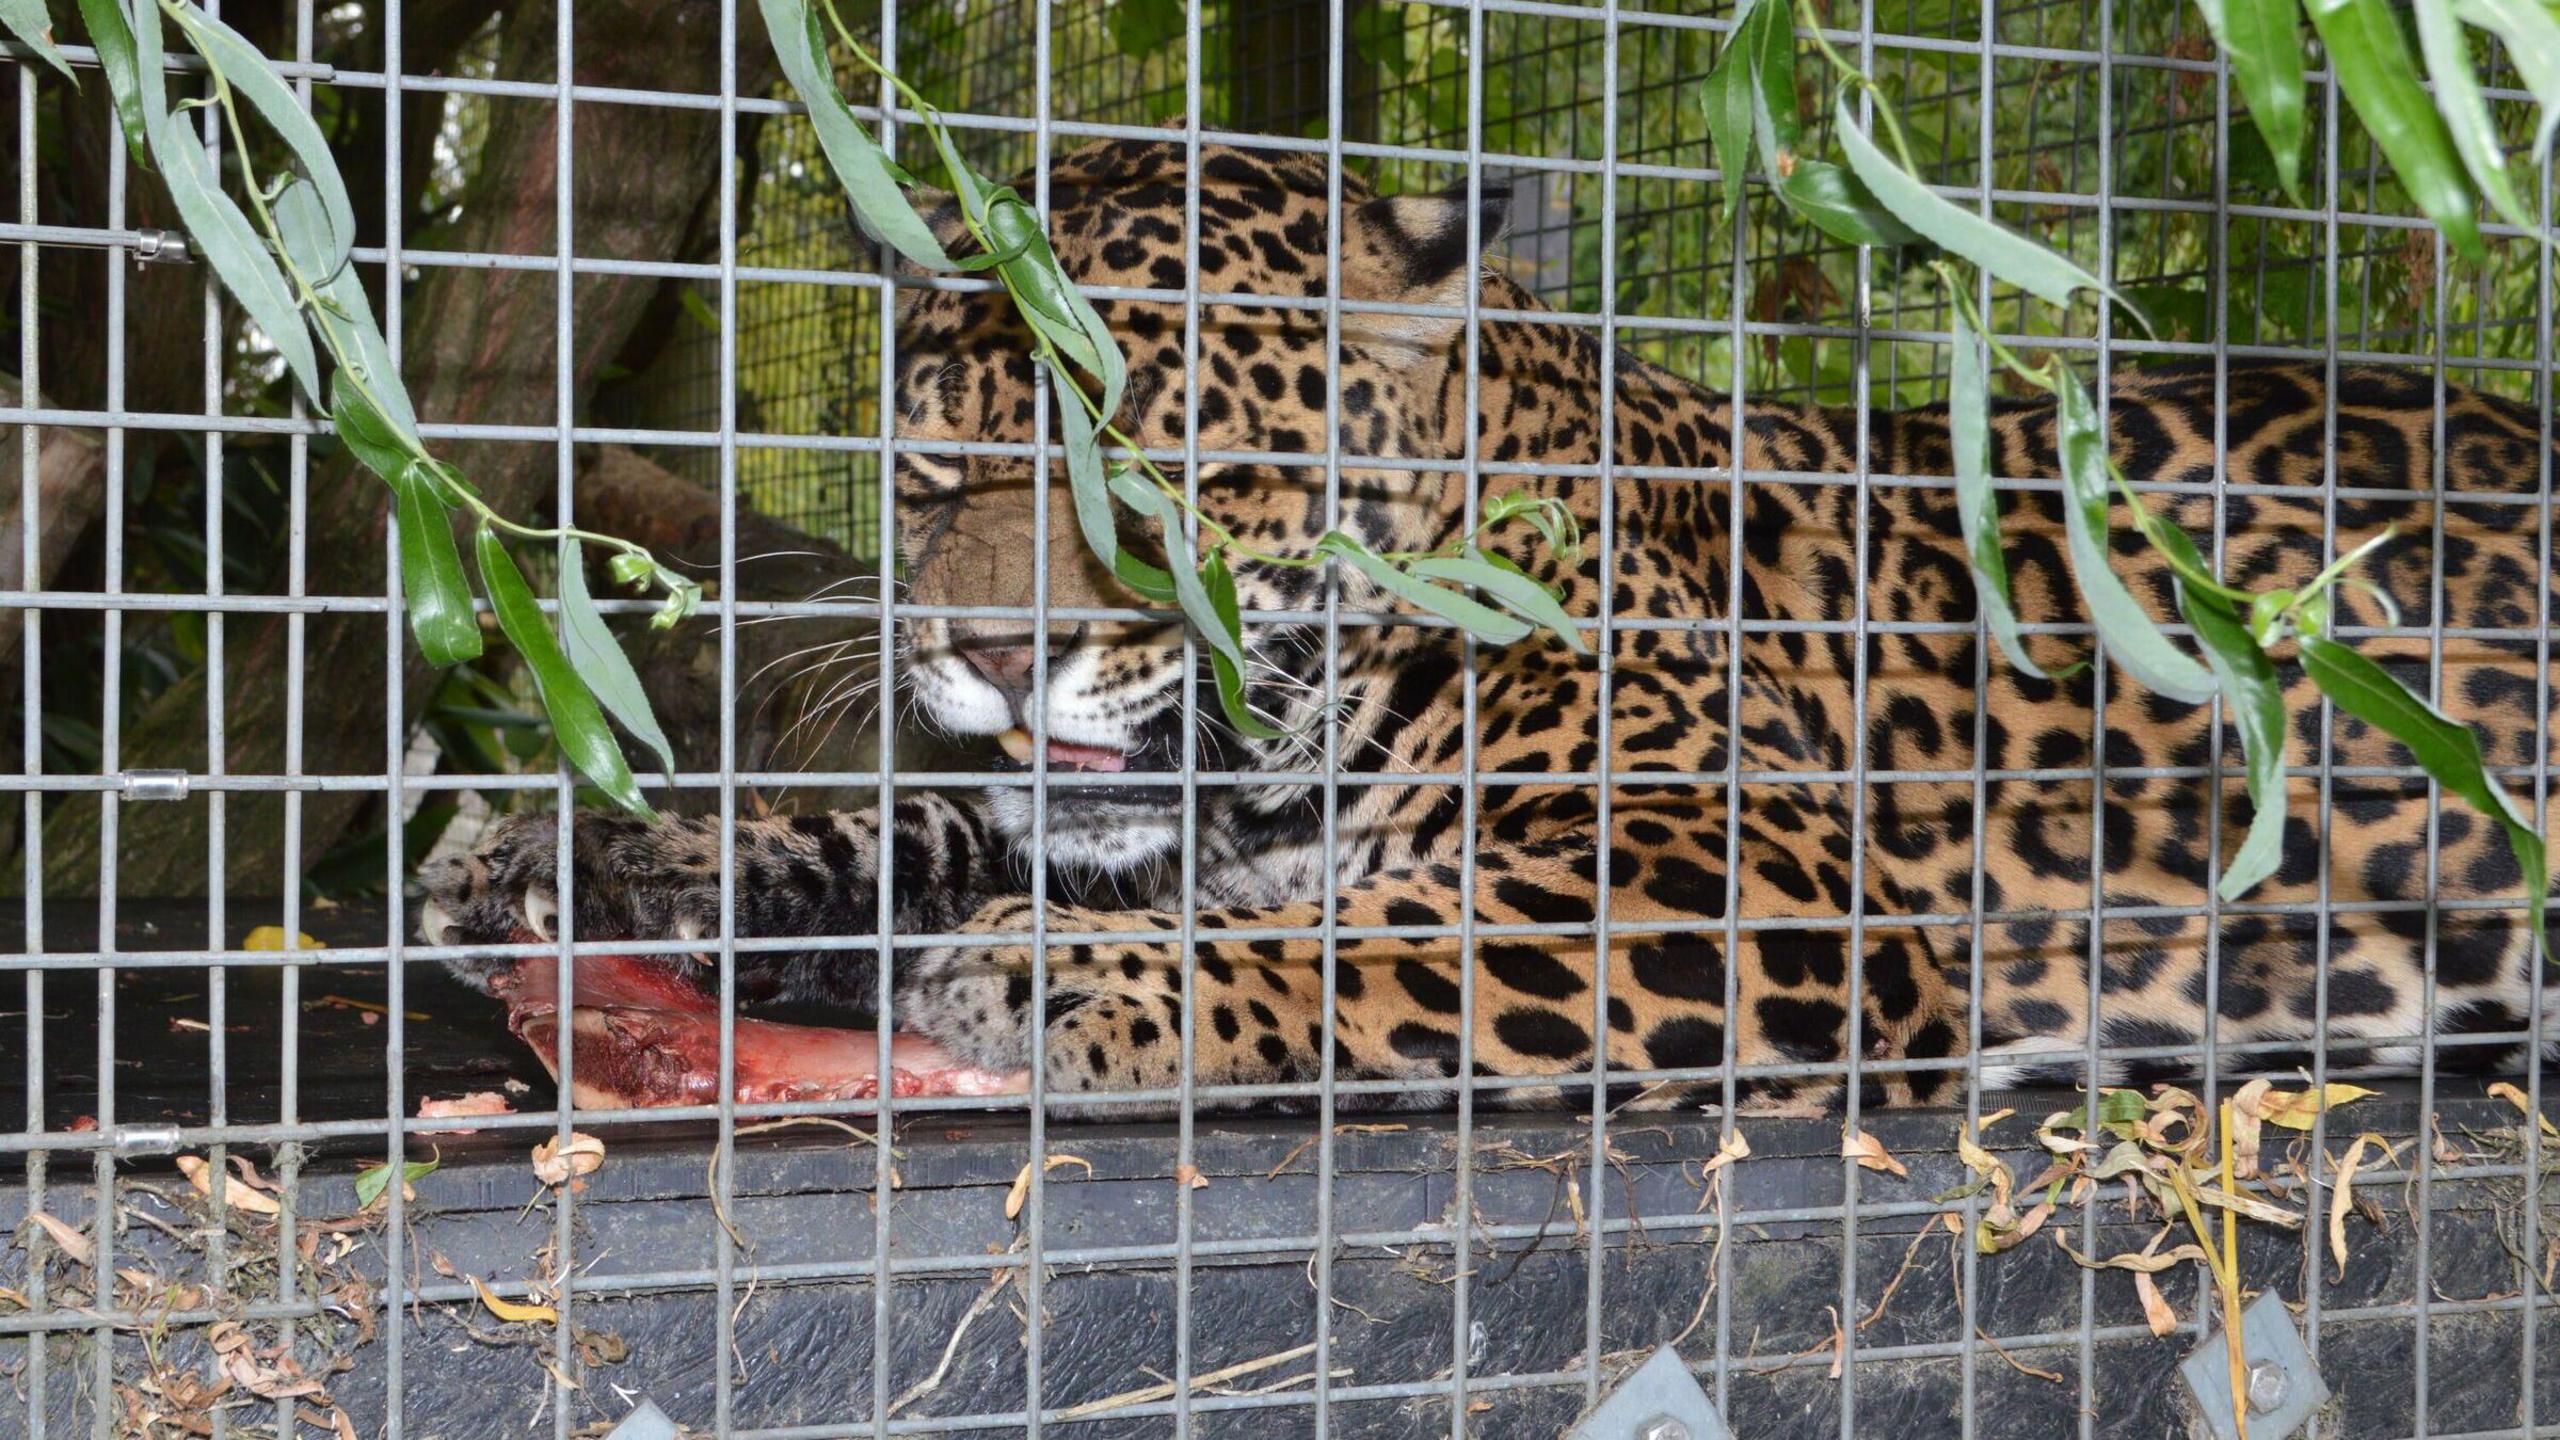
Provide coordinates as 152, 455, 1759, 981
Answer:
1003, 1153, 1096, 1221
20, 1211, 94, 1267
471, 1275, 558, 1325
175, 1156, 281, 1216
2330, 1133, 2402, 1278
2257, 1082, 2378, 1131
1700, 1130, 1751, 1175
240, 926, 323, 952
1842, 1128, 1907, 1179
2488, 1082, 2560, 1138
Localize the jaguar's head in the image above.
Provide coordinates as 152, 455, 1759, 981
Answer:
889, 138, 1513, 872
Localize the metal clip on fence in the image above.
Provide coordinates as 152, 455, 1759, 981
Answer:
118, 768, 190, 801
130, 228, 191, 266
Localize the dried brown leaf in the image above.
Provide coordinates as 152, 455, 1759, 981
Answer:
2133, 1269, 2179, 1337
2330, 1133, 2402, 1278
531, 1133, 606, 1188
20, 1211, 94, 1267
1843, 1129, 1908, 1179
1003, 1153, 1095, 1221
175, 1156, 281, 1216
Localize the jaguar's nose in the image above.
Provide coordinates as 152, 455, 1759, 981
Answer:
960, 642, 1038, 698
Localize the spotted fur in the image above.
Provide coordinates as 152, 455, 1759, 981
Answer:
422, 140, 2560, 1113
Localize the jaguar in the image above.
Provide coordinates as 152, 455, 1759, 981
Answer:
421, 137, 2559, 1113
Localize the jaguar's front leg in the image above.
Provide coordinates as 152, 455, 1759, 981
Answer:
416, 793, 1032, 1107
417, 791, 1009, 1008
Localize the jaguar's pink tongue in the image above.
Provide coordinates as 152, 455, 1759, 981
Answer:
489, 938, 1028, 1108
996, 727, 1128, 772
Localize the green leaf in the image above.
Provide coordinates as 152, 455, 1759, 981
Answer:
354, 1153, 439, 1210
1700, 0, 1768, 217
277, 179, 417, 434
754, 0, 955, 271
1775, 161, 1924, 250
2147, 522, 2289, 899
2411, 0, 2533, 229
165, 0, 356, 280
1408, 550, 1588, 653
2191, 0, 2309, 201
1735, 11, 1921, 250
1315, 532, 1532, 647
2454, 0, 2560, 166
123, 0, 324, 408
986, 191, 1125, 419
1105, 470, 1277, 737
1482, 491, 1582, 564
473, 525, 653, 818
0, 0, 77, 85
1834, 91, 2113, 310
1055, 370, 1176, 603
2298, 634, 2549, 961
73, 0, 148, 168
1743, 0, 1801, 164
2049, 371, 2217, 704
1949, 309, 2048, 680
557, 537, 677, 779
2303, 0, 2486, 263
1200, 551, 1284, 740
336, 377, 479, 666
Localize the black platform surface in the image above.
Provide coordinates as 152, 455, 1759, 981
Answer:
8, 902, 2560, 1437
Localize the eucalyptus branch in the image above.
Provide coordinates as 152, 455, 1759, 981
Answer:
54, 0, 693, 815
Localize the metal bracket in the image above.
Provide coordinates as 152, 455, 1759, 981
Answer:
603, 1401, 677, 1440
2179, 1291, 2330, 1440
1565, 1345, 1731, 1440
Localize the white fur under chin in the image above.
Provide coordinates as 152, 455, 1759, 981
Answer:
984, 786, 1181, 875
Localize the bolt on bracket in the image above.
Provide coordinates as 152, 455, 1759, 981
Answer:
2180, 1290, 2330, 1440
1566, 1345, 1731, 1440
602, 1401, 677, 1440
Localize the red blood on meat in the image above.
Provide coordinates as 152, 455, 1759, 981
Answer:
490, 938, 1025, 1108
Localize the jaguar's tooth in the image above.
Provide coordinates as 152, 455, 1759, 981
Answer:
522, 890, 557, 943
997, 726, 1035, 763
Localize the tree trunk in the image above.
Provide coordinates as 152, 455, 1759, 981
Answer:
0, 375, 110, 660
38, 0, 780, 899
0, 378, 111, 864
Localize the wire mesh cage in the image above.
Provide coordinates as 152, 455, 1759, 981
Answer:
5, 0, 2559, 1437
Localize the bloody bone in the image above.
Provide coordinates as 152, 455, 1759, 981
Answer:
490, 938, 1026, 1109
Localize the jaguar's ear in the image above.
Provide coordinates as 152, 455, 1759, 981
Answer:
1342, 181, 1512, 350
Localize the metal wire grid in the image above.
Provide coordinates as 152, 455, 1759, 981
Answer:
4, 0, 2560, 1435
635, 0, 2556, 573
